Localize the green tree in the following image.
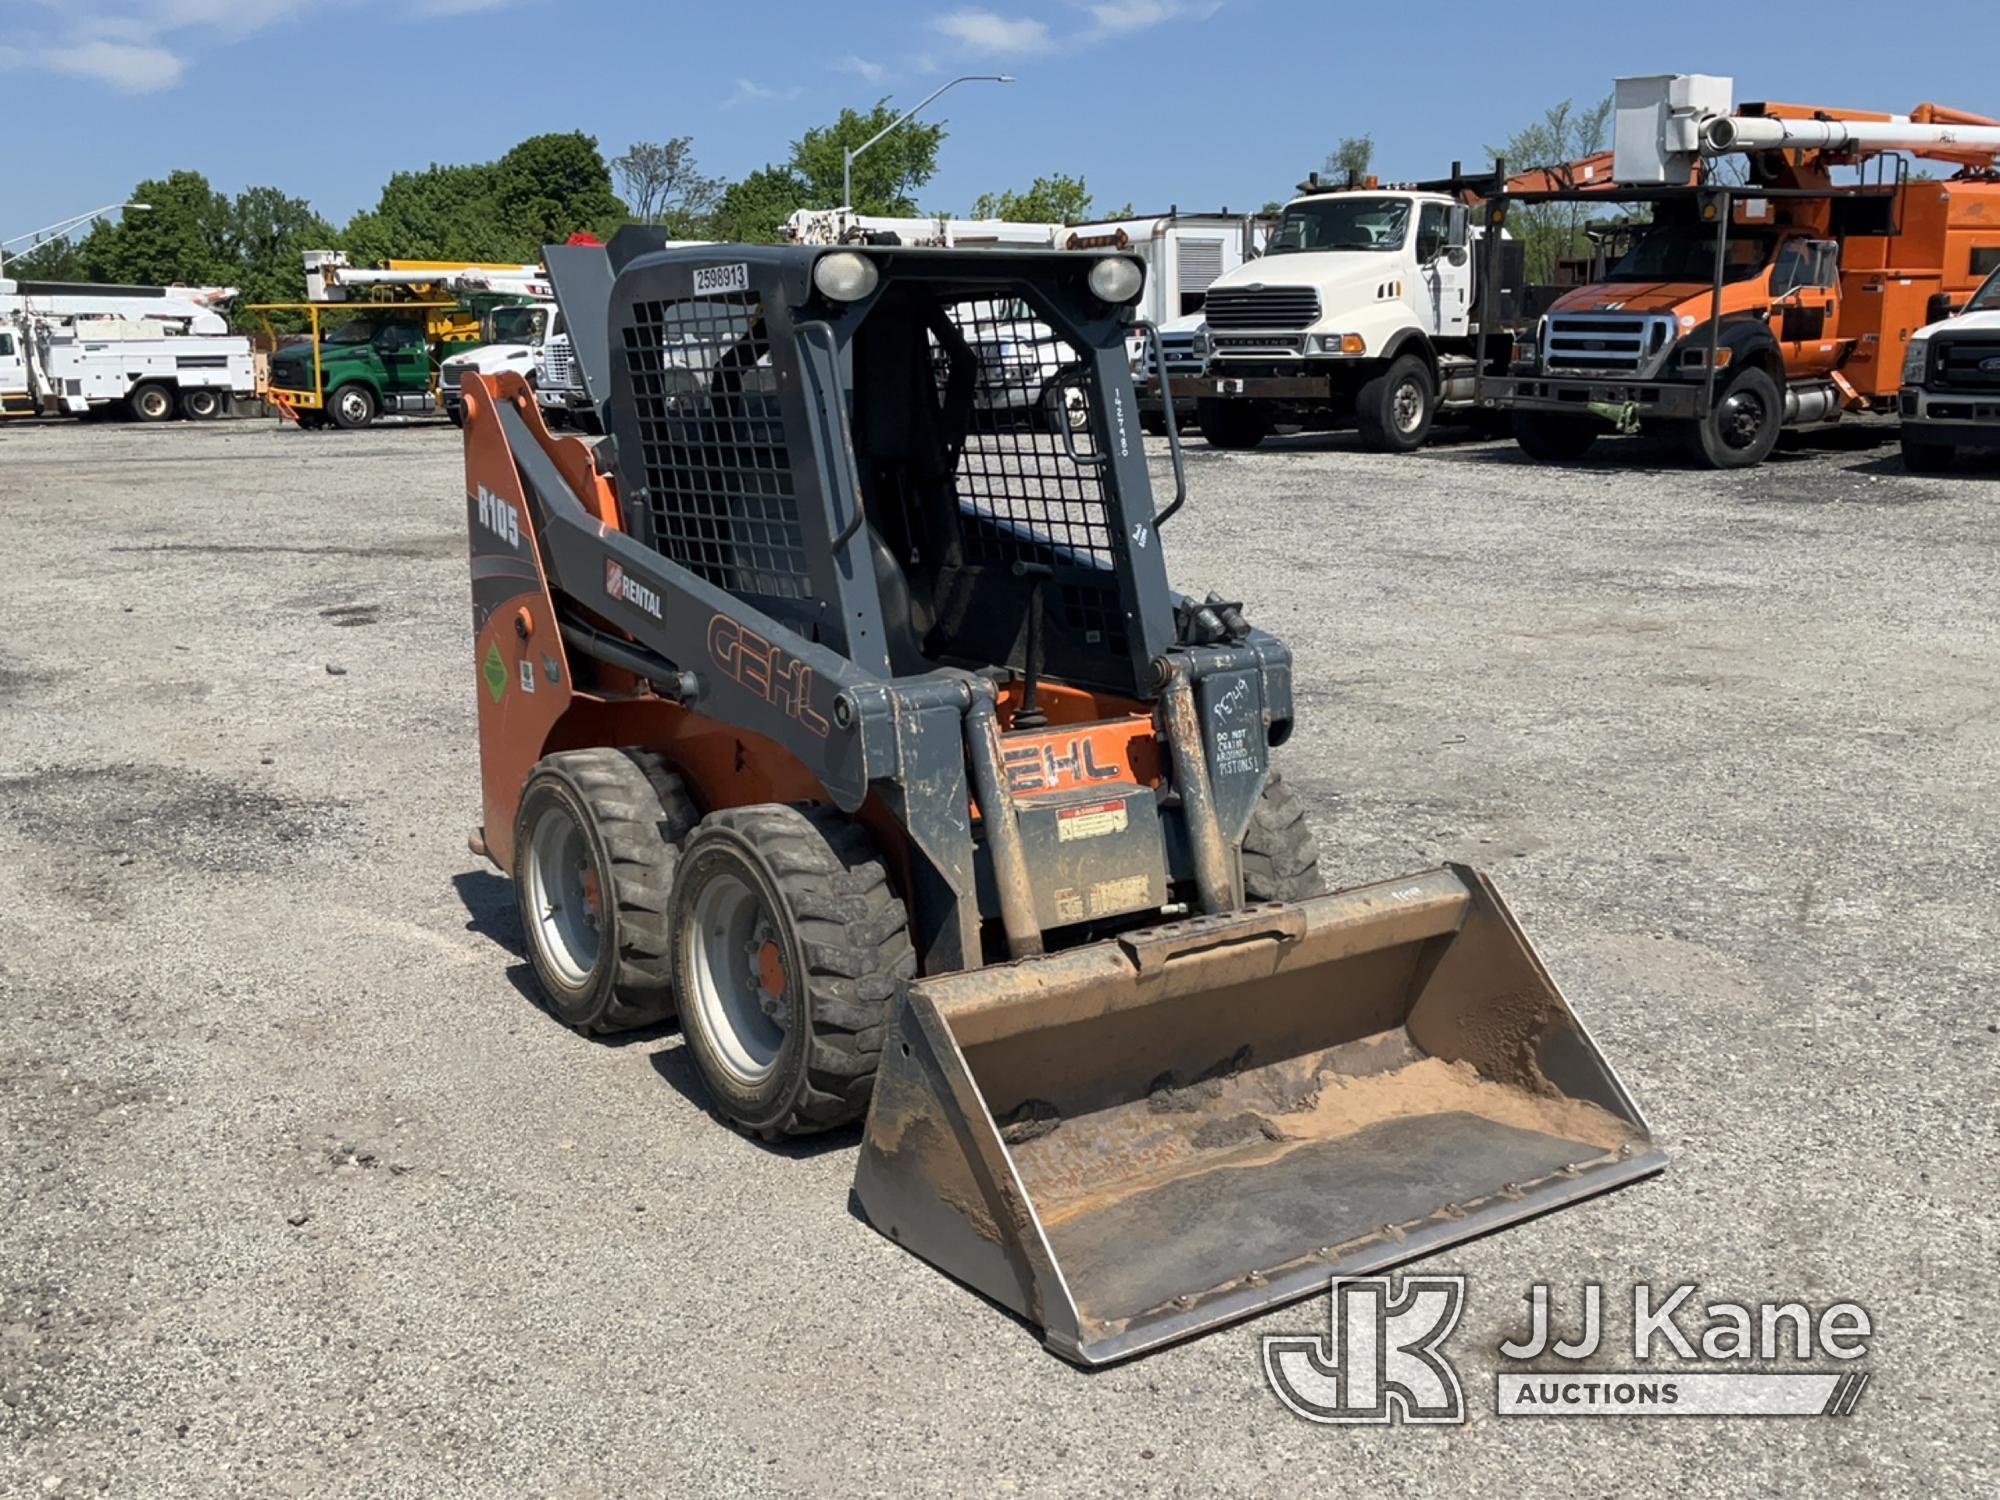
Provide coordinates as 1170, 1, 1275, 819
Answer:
712, 165, 812, 244
223, 186, 333, 308
342, 162, 510, 264
4, 234, 91, 281
970, 173, 1094, 224
790, 99, 946, 214
79, 170, 232, 286
1488, 96, 1616, 282
1325, 135, 1373, 184
493, 131, 626, 249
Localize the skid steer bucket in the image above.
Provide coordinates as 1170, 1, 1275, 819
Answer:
854, 865, 1662, 1365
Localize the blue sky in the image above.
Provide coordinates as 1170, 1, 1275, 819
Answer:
5, 0, 1998, 242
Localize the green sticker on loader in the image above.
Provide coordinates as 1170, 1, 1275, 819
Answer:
482, 641, 508, 703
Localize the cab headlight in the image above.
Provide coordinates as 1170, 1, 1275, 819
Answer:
1088, 256, 1144, 304
1902, 340, 1928, 384
813, 251, 879, 302
1315, 333, 1366, 355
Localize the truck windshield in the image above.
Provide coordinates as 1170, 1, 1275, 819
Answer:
1965, 268, 2000, 313
1267, 196, 1411, 254
488, 306, 548, 345
325, 320, 378, 345
1605, 225, 1774, 284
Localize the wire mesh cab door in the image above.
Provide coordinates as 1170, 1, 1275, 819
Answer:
838, 251, 1178, 701
602, 248, 894, 673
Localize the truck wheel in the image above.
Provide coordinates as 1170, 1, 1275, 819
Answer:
1356, 354, 1436, 453
671, 804, 915, 1140
1682, 368, 1781, 469
1240, 773, 1325, 902
1900, 433, 1954, 474
329, 383, 377, 430
1140, 410, 1169, 437
1196, 397, 1270, 451
295, 411, 328, 430
129, 383, 174, 423
514, 748, 700, 1034
1512, 410, 1599, 462
447, 405, 466, 429
178, 388, 224, 421
1041, 385, 1090, 434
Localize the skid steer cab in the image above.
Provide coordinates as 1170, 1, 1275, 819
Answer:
460, 239, 1662, 1365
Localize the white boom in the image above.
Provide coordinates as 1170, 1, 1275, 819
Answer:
1705, 114, 2000, 159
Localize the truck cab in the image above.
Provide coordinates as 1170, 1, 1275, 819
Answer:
269, 315, 437, 429
1506, 202, 1848, 465
1898, 264, 2000, 470
1191, 187, 1479, 451
440, 301, 557, 426
0, 325, 25, 414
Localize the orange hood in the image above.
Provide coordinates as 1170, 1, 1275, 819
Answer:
1546, 281, 1720, 314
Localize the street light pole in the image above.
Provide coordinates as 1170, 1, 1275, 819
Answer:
0, 202, 152, 279
843, 74, 1015, 213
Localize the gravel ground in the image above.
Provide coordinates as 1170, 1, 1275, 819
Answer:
1, 414, 1994, 1498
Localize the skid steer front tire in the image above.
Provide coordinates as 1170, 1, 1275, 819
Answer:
1241, 773, 1325, 902
671, 805, 915, 1140
513, 748, 698, 1034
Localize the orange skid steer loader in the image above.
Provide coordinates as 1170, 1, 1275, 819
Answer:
460, 232, 1662, 1364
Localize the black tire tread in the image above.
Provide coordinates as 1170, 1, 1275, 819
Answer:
1240, 773, 1325, 902
523, 747, 698, 1033
694, 804, 915, 1137
1355, 353, 1435, 453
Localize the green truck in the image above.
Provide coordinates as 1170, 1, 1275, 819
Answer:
266, 314, 456, 429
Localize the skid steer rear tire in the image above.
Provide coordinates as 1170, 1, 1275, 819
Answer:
671, 804, 915, 1140
1241, 773, 1325, 902
513, 748, 699, 1034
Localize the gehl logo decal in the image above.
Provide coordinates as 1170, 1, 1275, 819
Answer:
1005, 736, 1122, 796
708, 615, 830, 738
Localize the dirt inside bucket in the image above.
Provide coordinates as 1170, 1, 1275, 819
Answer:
1002, 1031, 1638, 1228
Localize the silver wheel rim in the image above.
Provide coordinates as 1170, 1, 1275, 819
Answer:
139, 390, 167, 418
1392, 377, 1426, 434
339, 390, 369, 423
527, 807, 600, 986
187, 392, 217, 416
686, 871, 786, 1086
1065, 390, 1090, 430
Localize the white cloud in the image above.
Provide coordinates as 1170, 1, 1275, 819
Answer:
835, 53, 888, 84
0, 0, 315, 93
1084, 0, 1222, 36
931, 10, 1055, 56
724, 77, 804, 109
409, 0, 516, 16
44, 39, 186, 91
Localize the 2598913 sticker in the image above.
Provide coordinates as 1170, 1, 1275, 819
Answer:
692, 262, 750, 297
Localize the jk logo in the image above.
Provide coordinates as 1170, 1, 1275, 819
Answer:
1264, 1276, 1467, 1425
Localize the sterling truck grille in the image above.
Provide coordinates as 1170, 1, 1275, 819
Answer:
619, 294, 809, 601
1203, 286, 1321, 330
1931, 335, 2000, 392
1541, 313, 1676, 378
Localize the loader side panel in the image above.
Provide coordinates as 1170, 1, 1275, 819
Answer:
464, 374, 579, 871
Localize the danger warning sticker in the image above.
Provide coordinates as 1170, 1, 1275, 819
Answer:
1058, 800, 1129, 842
